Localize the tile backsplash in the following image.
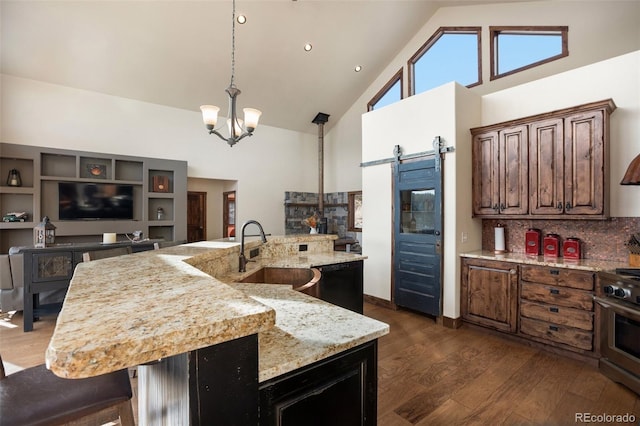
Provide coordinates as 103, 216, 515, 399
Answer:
482, 217, 640, 262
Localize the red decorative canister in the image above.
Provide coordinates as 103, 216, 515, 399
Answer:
563, 237, 581, 260
543, 234, 561, 257
525, 228, 541, 255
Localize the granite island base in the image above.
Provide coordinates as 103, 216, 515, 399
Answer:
45, 236, 389, 425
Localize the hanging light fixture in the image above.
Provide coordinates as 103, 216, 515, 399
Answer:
200, 0, 261, 147
621, 153, 640, 185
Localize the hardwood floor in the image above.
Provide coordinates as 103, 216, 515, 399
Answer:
2, 306, 639, 425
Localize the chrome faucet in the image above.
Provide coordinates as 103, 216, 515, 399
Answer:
239, 220, 268, 272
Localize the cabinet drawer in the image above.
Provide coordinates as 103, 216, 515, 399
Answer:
520, 282, 593, 310
520, 265, 594, 290
520, 299, 593, 331
520, 317, 593, 351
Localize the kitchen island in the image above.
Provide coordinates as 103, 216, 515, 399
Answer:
46, 235, 389, 425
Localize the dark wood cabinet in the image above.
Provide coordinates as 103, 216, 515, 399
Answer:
472, 125, 528, 216
563, 109, 607, 216
518, 264, 596, 354
461, 258, 518, 333
529, 117, 564, 215
471, 99, 615, 219
461, 256, 600, 358
259, 341, 377, 426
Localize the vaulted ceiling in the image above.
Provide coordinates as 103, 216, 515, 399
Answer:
1, 0, 526, 135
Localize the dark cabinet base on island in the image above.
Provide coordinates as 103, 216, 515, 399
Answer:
259, 340, 378, 426
139, 338, 378, 425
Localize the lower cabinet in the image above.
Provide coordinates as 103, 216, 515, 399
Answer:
461, 257, 597, 357
318, 260, 364, 314
259, 341, 377, 426
518, 265, 595, 354
461, 258, 519, 333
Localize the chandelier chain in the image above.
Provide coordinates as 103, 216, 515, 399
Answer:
230, 0, 236, 88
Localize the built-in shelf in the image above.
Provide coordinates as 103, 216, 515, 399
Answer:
0, 143, 187, 253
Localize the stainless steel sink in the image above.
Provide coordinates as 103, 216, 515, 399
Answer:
238, 267, 321, 297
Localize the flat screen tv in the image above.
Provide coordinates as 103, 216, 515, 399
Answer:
59, 182, 134, 220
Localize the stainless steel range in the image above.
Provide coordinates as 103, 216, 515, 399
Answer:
595, 269, 640, 395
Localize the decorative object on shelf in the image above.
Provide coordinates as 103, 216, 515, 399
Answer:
494, 223, 506, 253
102, 233, 117, 244
87, 164, 106, 178
620, 153, 640, 185
152, 175, 170, 192
6, 169, 21, 187
302, 213, 318, 234
34, 216, 56, 248
3, 211, 27, 222
199, 0, 261, 147
156, 207, 165, 221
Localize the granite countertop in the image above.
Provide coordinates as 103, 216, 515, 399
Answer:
461, 250, 629, 272
45, 236, 384, 381
232, 283, 388, 383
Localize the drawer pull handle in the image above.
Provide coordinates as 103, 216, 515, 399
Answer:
550, 288, 560, 295
549, 307, 559, 313
550, 269, 560, 275
549, 325, 559, 332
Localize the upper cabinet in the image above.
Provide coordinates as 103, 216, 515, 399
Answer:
471, 99, 615, 219
472, 125, 528, 216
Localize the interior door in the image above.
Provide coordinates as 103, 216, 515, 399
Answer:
393, 158, 442, 316
187, 191, 206, 242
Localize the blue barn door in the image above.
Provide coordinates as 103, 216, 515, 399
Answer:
393, 158, 442, 316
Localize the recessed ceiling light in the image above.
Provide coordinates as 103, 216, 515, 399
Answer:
304, 43, 312, 52
237, 15, 247, 24
354, 65, 362, 72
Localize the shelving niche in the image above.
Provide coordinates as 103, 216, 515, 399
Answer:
0, 143, 187, 253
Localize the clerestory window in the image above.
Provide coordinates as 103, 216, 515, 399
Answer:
408, 27, 482, 96
367, 69, 403, 111
490, 26, 568, 80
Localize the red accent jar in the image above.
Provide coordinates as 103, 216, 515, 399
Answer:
525, 228, 541, 255
543, 234, 561, 257
563, 237, 581, 260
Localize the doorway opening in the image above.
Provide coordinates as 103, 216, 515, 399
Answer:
223, 191, 236, 238
187, 191, 207, 243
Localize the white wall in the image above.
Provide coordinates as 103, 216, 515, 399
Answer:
481, 51, 640, 217
361, 83, 468, 311
327, 0, 640, 201
361, 52, 640, 318
1, 75, 319, 236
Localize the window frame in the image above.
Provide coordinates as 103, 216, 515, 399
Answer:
348, 191, 362, 232
408, 26, 482, 96
490, 26, 569, 81
367, 68, 403, 112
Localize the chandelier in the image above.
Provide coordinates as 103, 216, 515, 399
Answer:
200, 0, 261, 147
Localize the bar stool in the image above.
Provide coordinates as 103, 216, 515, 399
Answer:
0, 352, 134, 426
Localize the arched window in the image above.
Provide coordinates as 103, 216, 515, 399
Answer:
408, 27, 481, 96
367, 69, 403, 111
491, 26, 568, 80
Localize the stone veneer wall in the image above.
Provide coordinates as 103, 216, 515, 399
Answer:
284, 191, 350, 236
482, 218, 640, 262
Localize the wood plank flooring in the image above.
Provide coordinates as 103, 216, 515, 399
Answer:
1, 305, 639, 425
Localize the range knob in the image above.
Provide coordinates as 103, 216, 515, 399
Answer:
614, 287, 631, 299
603, 285, 616, 295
